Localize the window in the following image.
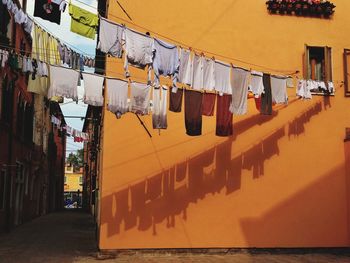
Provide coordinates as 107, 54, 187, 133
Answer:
0, 169, 6, 210
344, 49, 350, 97
1, 75, 13, 123
304, 45, 333, 95
0, 4, 11, 46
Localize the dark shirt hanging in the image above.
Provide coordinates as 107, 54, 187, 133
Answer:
169, 87, 183, 112
260, 73, 273, 115
185, 90, 203, 136
34, 0, 61, 25
216, 94, 233, 137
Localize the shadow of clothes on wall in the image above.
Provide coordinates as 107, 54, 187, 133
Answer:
101, 100, 325, 238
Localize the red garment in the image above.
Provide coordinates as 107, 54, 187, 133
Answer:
216, 94, 233, 137
254, 96, 261, 111
202, 93, 216, 116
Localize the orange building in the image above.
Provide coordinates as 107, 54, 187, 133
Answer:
84, 0, 350, 250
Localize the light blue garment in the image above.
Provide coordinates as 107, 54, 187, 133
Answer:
153, 38, 179, 88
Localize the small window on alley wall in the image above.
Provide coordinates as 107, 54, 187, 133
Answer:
305, 45, 333, 96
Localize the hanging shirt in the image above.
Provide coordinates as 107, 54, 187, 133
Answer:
214, 61, 231, 95
249, 70, 264, 97
97, 16, 124, 58
203, 57, 215, 91
48, 65, 79, 102
271, 75, 288, 104
178, 48, 193, 86
152, 85, 168, 129
82, 73, 104, 106
153, 38, 179, 88
123, 28, 154, 82
230, 67, 250, 115
106, 78, 129, 118
192, 54, 204, 91
169, 87, 183, 113
34, 0, 61, 25
130, 82, 151, 115
184, 90, 203, 136
69, 3, 99, 40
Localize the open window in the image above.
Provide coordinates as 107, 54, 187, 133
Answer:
304, 45, 333, 95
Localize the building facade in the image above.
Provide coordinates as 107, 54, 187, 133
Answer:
87, 0, 350, 249
0, 1, 66, 232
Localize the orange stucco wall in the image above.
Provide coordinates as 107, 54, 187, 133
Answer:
99, 0, 350, 249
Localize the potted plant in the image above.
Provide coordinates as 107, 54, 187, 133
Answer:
295, 0, 303, 15
286, 0, 295, 14
279, 0, 288, 14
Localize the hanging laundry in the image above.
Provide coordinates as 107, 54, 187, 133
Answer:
106, 78, 129, 118
271, 75, 288, 104
0, 50, 9, 68
47, 65, 79, 102
216, 94, 233, 137
192, 54, 204, 91
152, 85, 168, 129
286, 76, 294, 88
297, 79, 312, 99
14, 9, 26, 24
130, 82, 151, 115
178, 48, 193, 87
153, 38, 179, 88
23, 15, 33, 34
184, 90, 203, 136
230, 67, 250, 115
260, 73, 273, 115
202, 92, 216, 116
69, 3, 99, 40
169, 87, 183, 113
214, 61, 231, 95
97, 16, 124, 58
249, 70, 265, 97
34, 0, 61, 25
124, 28, 154, 82
203, 57, 215, 91
82, 73, 104, 106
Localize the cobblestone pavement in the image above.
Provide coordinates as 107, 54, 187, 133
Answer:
0, 210, 350, 263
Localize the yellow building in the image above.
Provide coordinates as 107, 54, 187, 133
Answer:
64, 166, 83, 208
84, 0, 350, 250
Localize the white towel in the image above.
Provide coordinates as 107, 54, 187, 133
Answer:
192, 54, 204, 90
203, 57, 215, 91
152, 85, 168, 129
106, 78, 129, 118
230, 67, 250, 115
214, 61, 231, 95
178, 48, 193, 86
249, 70, 264, 97
271, 76, 288, 104
82, 73, 104, 106
130, 82, 151, 115
48, 65, 79, 102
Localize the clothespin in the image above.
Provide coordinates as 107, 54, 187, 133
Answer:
212, 56, 215, 60
200, 52, 205, 57
189, 47, 193, 51
230, 63, 234, 68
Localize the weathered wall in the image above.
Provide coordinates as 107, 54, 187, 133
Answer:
99, 0, 350, 249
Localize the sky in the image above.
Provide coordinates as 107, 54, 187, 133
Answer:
26, 0, 98, 155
